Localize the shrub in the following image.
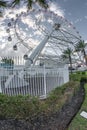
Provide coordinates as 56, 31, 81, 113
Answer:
0, 81, 79, 119
82, 71, 86, 75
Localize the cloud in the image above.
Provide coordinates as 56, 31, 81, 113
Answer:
63, 0, 68, 2
74, 18, 82, 23
48, 1, 64, 17
85, 40, 87, 43
68, 12, 72, 16
84, 16, 87, 19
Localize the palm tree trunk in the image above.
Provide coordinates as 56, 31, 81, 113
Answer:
83, 49, 87, 66
69, 54, 72, 73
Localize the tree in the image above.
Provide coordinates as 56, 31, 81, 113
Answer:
61, 48, 73, 73
0, 0, 7, 16
11, 0, 48, 9
1, 58, 14, 69
0, 0, 48, 17
75, 40, 87, 65
0, 1, 6, 7
0, 0, 48, 10
1, 58, 14, 65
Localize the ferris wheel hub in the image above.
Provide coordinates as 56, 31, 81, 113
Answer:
54, 23, 61, 30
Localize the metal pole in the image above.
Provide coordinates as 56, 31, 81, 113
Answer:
44, 65, 46, 98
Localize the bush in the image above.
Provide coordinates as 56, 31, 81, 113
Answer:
82, 71, 86, 75
0, 81, 80, 119
70, 72, 87, 82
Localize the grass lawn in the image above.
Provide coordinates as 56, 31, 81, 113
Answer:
68, 84, 87, 130
68, 72, 87, 130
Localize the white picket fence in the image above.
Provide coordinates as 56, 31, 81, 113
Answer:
0, 58, 69, 98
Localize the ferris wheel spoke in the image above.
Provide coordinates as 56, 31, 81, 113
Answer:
50, 35, 74, 45
58, 30, 76, 50
48, 43, 65, 54
60, 28, 81, 41
49, 37, 70, 47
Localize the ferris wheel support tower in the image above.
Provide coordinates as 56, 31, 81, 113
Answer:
25, 23, 59, 67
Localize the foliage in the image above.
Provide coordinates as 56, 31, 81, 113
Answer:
0, 0, 6, 7
68, 71, 87, 129
70, 71, 87, 81
75, 40, 87, 65
0, 94, 41, 119
36, 0, 48, 9
61, 48, 72, 60
68, 84, 87, 130
0, 0, 49, 17
0, 0, 48, 10
46, 81, 79, 111
1, 58, 14, 65
0, 81, 79, 119
0, 0, 7, 15
61, 48, 73, 73
75, 40, 87, 52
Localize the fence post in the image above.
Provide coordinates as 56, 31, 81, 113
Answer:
63, 65, 69, 83
44, 65, 46, 98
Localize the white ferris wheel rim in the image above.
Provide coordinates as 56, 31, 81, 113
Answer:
6, 9, 82, 64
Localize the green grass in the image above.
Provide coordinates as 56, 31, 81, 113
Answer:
70, 71, 87, 81
68, 84, 87, 130
68, 71, 87, 130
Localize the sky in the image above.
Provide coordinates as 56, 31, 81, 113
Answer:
50, 0, 87, 41
0, 0, 87, 57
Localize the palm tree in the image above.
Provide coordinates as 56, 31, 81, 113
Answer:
0, 1, 6, 7
75, 40, 87, 65
12, 0, 48, 9
61, 48, 73, 73
0, 0, 48, 17
0, 0, 7, 16
0, 0, 48, 9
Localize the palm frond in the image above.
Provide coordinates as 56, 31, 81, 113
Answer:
27, 0, 33, 9
36, 0, 48, 9
10, 0, 21, 7
9, 0, 48, 9
63, 48, 72, 55
0, 11, 3, 17
75, 40, 86, 52
0, 0, 7, 7
61, 54, 68, 59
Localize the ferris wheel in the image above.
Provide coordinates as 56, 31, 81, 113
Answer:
6, 9, 82, 67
